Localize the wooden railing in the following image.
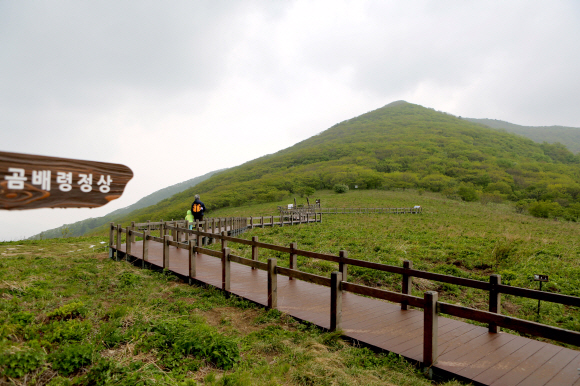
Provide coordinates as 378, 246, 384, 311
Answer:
317, 207, 422, 214
109, 221, 580, 372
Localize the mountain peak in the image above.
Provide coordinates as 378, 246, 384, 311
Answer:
382, 100, 410, 108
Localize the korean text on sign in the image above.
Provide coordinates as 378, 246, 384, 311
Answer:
4, 169, 113, 193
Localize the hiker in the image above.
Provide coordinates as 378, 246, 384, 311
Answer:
191, 194, 206, 225
185, 210, 194, 230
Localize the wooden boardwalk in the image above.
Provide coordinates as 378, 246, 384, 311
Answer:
116, 241, 580, 386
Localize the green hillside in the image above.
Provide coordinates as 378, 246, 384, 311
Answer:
98, 101, 580, 227
465, 117, 580, 154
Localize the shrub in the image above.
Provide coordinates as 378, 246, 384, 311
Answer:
499, 270, 517, 285
137, 319, 240, 370
515, 200, 528, 213
0, 343, 46, 378
528, 201, 562, 218
98, 321, 128, 349
44, 320, 91, 343
492, 239, 517, 269
47, 301, 86, 320
457, 183, 479, 202
333, 184, 349, 194
11, 311, 35, 326
49, 343, 94, 375
295, 186, 316, 198
118, 272, 142, 288
175, 331, 240, 370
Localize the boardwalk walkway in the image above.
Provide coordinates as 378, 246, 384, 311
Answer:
115, 240, 580, 386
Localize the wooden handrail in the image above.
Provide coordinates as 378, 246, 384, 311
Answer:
439, 302, 580, 346
115, 213, 580, 352
342, 282, 425, 308
313, 207, 422, 214
276, 266, 332, 287
131, 222, 578, 309
113, 213, 580, 368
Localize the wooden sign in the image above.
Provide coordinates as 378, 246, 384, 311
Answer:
534, 274, 549, 282
0, 151, 133, 210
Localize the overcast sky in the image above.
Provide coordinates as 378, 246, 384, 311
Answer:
2, 1, 580, 241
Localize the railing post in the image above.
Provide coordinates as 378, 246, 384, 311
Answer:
196, 226, 202, 252
142, 230, 149, 268
306, 212, 310, 225
250, 217, 253, 228
189, 240, 196, 283
126, 229, 132, 259
339, 250, 348, 282
261, 216, 264, 228
222, 247, 231, 291
147, 220, 151, 232
109, 222, 115, 259
163, 235, 171, 269
289, 242, 297, 279
203, 220, 208, 244
212, 218, 216, 235
331, 271, 343, 331
130, 221, 135, 242
116, 224, 122, 261
489, 274, 502, 333
402, 260, 413, 310
221, 231, 228, 250
423, 291, 438, 378
251, 236, 259, 270
271, 215, 274, 227
267, 258, 277, 308
160, 220, 164, 238
171, 222, 177, 241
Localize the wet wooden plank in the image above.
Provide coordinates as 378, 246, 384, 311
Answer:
456, 334, 531, 380
489, 344, 563, 386
543, 351, 580, 385
390, 318, 463, 355
516, 348, 580, 386
438, 332, 518, 374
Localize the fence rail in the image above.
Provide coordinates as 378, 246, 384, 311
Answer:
316, 207, 422, 214
109, 218, 580, 371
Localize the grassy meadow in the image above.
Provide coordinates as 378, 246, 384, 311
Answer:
2, 188, 579, 385
0, 233, 464, 385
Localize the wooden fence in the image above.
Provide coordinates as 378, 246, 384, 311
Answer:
109, 220, 580, 371
317, 207, 422, 214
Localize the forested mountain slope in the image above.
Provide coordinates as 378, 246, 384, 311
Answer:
94, 101, 580, 227
464, 117, 580, 154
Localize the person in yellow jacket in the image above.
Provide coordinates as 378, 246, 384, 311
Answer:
185, 210, 195, 230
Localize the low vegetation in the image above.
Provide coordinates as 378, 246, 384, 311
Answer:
0, 234, 465, 385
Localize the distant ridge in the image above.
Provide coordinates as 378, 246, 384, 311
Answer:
464, 118, 580, 154
31, 168, 225, 239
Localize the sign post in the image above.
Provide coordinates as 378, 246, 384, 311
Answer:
534, 274, 549, 317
